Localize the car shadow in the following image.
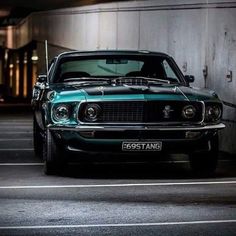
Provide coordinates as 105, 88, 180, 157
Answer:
59, 154, 236, 180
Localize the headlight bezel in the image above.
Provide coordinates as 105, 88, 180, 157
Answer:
204, 103, 222, 123
52, 104, 71, 122
182, 105, 197, 119
84, 103, 102, 122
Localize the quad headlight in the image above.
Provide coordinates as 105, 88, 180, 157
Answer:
182, 105, 196, 119
205, 105, 222, 123
53, 104, 71, 122
84, 104, 101, 122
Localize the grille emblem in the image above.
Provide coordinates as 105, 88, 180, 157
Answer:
163, 105, 174, 119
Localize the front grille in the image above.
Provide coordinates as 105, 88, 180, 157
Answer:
78, 101, 203, 123
101, 102, 144, 122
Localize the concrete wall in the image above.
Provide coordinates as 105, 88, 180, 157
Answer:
5, 0, 236, 153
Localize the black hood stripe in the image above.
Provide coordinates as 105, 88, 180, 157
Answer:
82, 85, 182, 96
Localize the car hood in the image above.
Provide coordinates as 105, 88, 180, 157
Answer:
50, 82, 219, 102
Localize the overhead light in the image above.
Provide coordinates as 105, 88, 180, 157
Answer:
9, 64, 14, 68
31, 50, 38, 61
24, 53, 27, 64
4, 50, 8, 61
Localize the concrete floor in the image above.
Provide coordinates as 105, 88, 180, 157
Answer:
0, 111, 236, 236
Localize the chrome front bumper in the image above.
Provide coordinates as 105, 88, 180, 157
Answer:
48, 123, 225, 132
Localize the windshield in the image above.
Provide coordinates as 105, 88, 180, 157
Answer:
53, 55, 182, 84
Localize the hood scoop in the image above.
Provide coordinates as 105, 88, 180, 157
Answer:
114, 78, 149, 91
114, 78, 148, 86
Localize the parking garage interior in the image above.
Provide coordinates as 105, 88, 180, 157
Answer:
0, 0, 236, 235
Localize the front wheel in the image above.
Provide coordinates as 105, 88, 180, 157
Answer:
43, 129, 66, 175
33, 116, 43, 158
189, 134, 219, 176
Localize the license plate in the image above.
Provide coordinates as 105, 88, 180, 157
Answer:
122, 141, 162, 151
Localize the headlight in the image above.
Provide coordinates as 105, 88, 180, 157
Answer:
182, 105, 196, 119
205, 105, 222, 122
84, 104, 101, 122
53, 104, 71, 122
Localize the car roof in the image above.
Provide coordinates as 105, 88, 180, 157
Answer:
56, 50, 171, 59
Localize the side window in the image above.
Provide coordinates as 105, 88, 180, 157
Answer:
162, 60, 178, 80
48, 59, 55, 75
48, 59, 56, 82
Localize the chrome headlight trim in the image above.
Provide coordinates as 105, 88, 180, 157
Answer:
205, 105, 222, 123
182, 105, 196, 119
53, 104, 71, 122
84, 103, 102, 122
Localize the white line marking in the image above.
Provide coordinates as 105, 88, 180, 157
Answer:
0, 122, 32, 124
0, 121, 33, 126
0, 160, 232, 166
0, 119, 33, 121
0, 139, 32, 141
93, 160, 235, 165
0, 132, 33, 134
0, 219, 236, 229
0, 163, 43, 166
149, 160, 235, 164
0, 126, 31, 128
0, 148, 33, 151
92, 160, 190, 165
0, 180, 236, 189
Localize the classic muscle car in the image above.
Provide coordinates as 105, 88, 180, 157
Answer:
32, 50, 225, 175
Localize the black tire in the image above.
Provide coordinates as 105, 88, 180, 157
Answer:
189, 133, 219, 176
33, 116, 43, 158
43, 129, 66, 175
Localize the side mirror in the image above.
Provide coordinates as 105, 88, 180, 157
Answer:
37, 75, 47, 83
184, 75, 195, 83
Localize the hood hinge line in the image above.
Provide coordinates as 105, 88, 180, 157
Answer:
176, 86, 189, 101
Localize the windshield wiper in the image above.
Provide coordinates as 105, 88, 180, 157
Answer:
116, 76, 173, 84
147, 79, 179, 85
63, 77, 112, 83
144, 77, 171, 84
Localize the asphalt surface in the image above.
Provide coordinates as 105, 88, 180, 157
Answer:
0, 110, 236, 236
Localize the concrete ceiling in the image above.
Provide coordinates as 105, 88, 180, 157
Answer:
0, 0, 125, 27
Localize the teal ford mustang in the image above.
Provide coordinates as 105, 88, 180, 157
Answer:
32, 50, 225, 175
